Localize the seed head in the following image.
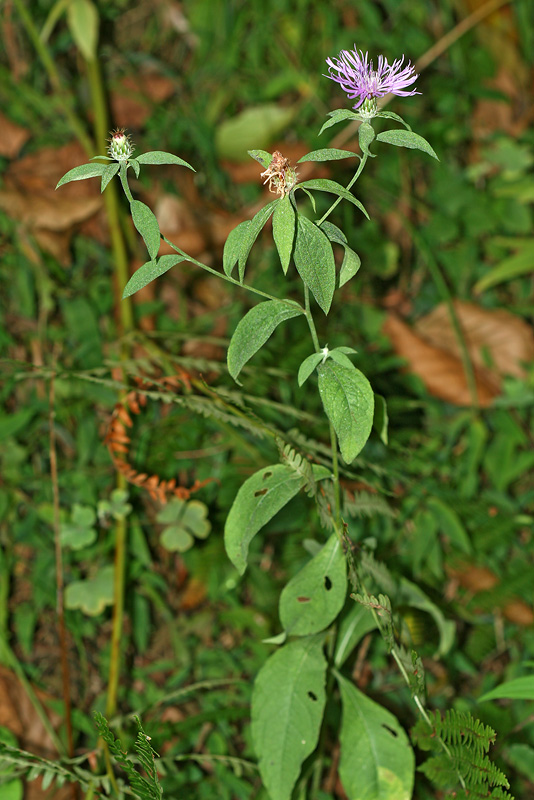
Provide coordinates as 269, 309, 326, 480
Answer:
260, 151, 298, 197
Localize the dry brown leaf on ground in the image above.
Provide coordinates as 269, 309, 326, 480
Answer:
383, 313, 499, 407
384, 302, 534, 406
0, 141, 103, 263
0, 112, 31, 158
415, 301, 534, 380
0, 664, 63, 756
110, 73, 176, 128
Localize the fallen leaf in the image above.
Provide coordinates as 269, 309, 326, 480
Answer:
384, 314, 498, 407
0, 664, 63, 756
110, 73, 176, 128
503, 600, 534, 627
384, 301, 534, 406
0, 112, 31, 158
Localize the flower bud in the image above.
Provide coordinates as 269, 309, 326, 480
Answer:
108, 129, 134, 162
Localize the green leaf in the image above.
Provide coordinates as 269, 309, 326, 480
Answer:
101, 162, 119, 192
319, 109, 360, 135
334, 604, 377, 667
298, 352, 324, 387
67, 0, 99, 61
328, 349, 355, 370
297, 179, 369, 219
65, 565, 114, 616
375, 111, 411, 130
373, 394, 388, 445
252, 635, 327, 800
224, 464, 305, 574
376, 129, 439, 160
60, 504, 97, 550
215, 105, 294, 160
474, 243, 534, 292
479, 676, 534, 703
293, 216, 336, 314
358, 122, 376, 157
300, 187, 316, 213
130, 200, 161, 260
158, 499, 211, 552
279, 535, 346, 636
238, 201, 278, 281
55, 162, 107, 189
336, 672, 415, 800
129, 158, 140, 178
297, 148, 358, 163
227, 299, 303, 381
223, 220, 251, 277
272, 195, 296, 274
248, 149, 273, 169
318, 360, 374, 464
427, 497, 472, 554
122, 255, 185, 298
319, 221, 347, 246
135, 151, 195, 170
339, 247, 361, 287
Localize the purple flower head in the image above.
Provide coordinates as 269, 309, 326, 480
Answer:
325, 48, 419, 113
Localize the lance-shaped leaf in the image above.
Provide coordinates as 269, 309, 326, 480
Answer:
227, 299, 303, 382
297, 179, 369, 219
224, 464, 305, 574
238, 200, 278, 281
375, 111, 412, 130
358, 122, 376, 157
279, 535, 347, 636
56, 162, 107, 189
128, 158, 140, 178
67, 0, 99, 62
122, 255, 186, 298
101, 162, 120, 192
272, 195, 296, 274
320, 221, 347, 246
131, 200, 161, 260
298, 352, 324, 387
297, 148, 358, 163
223, 220, 251, 277
252, 635, 327, 800
376, 129, 439, 160
339, 247, 361, 287
293, 216, 335, 314
318, 360, 374, 464
319, 109, 360, 135
248, 149, 273, 169
135, 151, 195, 170
336, 672, 415, 800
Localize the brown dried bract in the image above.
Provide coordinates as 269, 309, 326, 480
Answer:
104, 370, 215, 503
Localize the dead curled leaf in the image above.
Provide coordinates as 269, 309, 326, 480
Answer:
384, 301, 534, 407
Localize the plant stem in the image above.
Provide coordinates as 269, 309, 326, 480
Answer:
12, 0, 94, 155
316, 152, 368, 226
49, 374, 74, 759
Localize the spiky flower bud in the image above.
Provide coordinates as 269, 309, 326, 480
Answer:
108, 129, 134, 162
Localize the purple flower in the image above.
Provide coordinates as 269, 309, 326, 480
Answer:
325, 48, 419, 112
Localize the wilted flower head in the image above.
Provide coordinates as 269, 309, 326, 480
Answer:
325, 48, 419, 116
108, 128, 134, 162
261, 151, 298, 197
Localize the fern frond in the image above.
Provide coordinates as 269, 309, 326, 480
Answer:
94, 712, 163, 800
280, 444, 317, 497
416, 709, 496, 756
343, 489, 395, 520
0, 743, 103, 794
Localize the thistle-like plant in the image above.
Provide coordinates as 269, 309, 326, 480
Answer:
55, 47, 512, 800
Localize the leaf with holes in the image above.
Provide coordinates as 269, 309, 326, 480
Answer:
224, 464, 305, 574
376, 129, 438, 160
252, 635, 327, 800
272, 194, 296, 274
293, 215, 336, 314
131, 200, 161, 260
122, 255, 186, 298
279, 535, 347, 636
318, 360, 374, 464
336, 672, 415, 800
227, 299, 303, 382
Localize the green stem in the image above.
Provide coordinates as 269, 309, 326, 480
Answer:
160, 234, 301, 308
316, 152, 368, 226
303, 285, 320, 351
12, 0, 94, 155
329, 424, 342, 528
